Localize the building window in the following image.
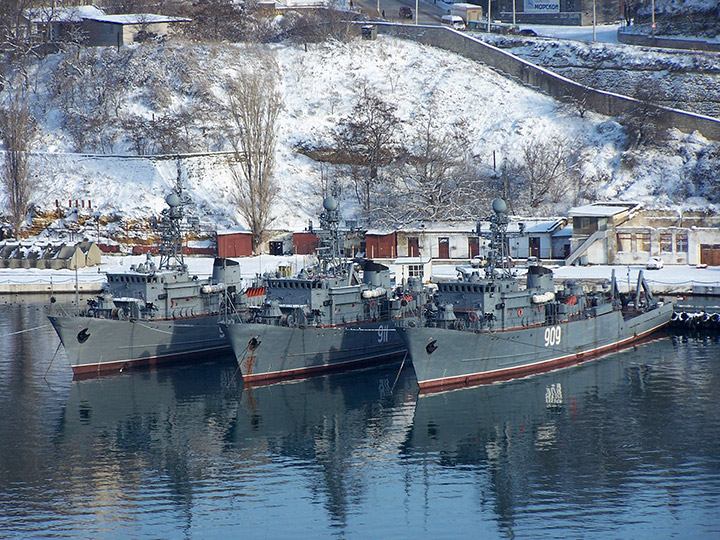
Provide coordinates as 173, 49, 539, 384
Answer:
617, 233, 631, 252
408, 264, 423, 278
676, 233, 688, 253
660, 233, 673, 253
636, 232, 651, 252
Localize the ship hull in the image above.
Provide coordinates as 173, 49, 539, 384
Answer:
48, 314, 229, 376
397, 302, 674, 393
220, 321, 406, 384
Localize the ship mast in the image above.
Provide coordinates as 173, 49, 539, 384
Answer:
315, 196, 344, 275
157, 189, 186, 270
485, 198, 513, 280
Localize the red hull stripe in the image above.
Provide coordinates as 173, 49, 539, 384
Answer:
417, 325, 667, 395
242, 351, 406, 387
71, 345, 230, 377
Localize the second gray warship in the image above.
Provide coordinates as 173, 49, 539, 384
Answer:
48, 189, 254, 376
220, 197, 427, 385
396, 198, 674, 393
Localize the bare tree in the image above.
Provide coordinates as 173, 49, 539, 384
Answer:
0, 91, 36, 238
333, 87, 401, 220
510, 135, 582, 210
224, 59, 282, 253
619, 78, 671, 148
385, 111, 468, 224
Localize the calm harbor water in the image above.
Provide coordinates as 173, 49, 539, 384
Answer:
1, 301, 719, 539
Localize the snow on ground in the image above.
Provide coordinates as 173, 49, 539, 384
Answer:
4, 30, 718, 236
2, 254, 718, 295
527, 23, 621, 44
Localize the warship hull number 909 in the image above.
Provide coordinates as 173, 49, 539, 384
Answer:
544, 326, 562, 347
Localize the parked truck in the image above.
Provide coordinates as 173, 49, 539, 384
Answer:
450, 3, 483, 24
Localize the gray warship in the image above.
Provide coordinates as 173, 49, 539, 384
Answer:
48, 189, 250, 376
396, 198, 673, 393
220, 196, 427, 385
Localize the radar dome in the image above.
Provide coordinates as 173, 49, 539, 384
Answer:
166, 193, 181, 207
323, 197, 338, 211
492, 198, 507, 214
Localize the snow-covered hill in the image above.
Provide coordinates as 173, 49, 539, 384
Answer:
2, 33, 720, 234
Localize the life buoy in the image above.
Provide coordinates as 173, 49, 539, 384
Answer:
468, 312, 478, 323
517, 308, 523, 317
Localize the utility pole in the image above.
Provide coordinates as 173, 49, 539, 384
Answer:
592, 0, 596, 42
487, 0, 491, 32
651, 0, 656, 38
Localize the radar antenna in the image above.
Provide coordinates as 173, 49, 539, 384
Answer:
315, 196, 344, 274
484, 198, 513, 280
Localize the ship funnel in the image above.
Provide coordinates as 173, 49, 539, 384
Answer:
362, 260, 391, 288
526, 265, 553, 291
212, 258, 242, 289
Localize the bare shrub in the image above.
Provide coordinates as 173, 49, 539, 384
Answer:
332, 86, 402, 221
223, 56, 282, 253
0, 91, 37, 238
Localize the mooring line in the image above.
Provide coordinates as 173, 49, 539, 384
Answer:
226, 344, 250, 389
44, 342, 62, 381
2, 324, 51, 338
391, 352, 408, 393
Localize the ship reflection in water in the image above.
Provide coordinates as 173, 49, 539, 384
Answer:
1, 302, 719, 538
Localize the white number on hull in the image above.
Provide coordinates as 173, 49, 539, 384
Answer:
377, 325, 390, 343
544, 326, 562, 347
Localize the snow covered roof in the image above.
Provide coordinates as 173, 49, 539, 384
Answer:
451, 3, 484, 9
568, 203, 639, 218
394, 257, 431, 265
83, 14, 190, 25
25, 5, 106, 23
552, 226, 573, 238
525, 219, 567, 234
217, 227, 250, 235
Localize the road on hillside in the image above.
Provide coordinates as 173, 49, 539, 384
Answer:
352, 0, 449, 26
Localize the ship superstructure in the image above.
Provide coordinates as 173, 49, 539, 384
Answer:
220, 196, 427, 385
49, 188, 251, 376
396, 198, 673, 393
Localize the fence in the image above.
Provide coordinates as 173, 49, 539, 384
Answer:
364, 23, 720, 141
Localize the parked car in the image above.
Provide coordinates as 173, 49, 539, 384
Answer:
518, 28, 538, 37
441, 14, 466, 30
498, 255, 515, 268
471, 255, 487, 268
646, 256, 664, 270
526, 256, 540, 266
399, 6, 413, 19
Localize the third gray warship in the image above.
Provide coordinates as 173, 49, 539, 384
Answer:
396, 198, 673, 393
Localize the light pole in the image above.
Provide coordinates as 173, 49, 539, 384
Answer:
512, 0, 516, 25
592, 0, 596, 42
487, 0, 491, 32
651, 0, 656, 38
415, 0, 418, 24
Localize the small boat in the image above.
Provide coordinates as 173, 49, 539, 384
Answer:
220, 196, 427, 385
396, 198, 673, 394
48, 189, 255, 376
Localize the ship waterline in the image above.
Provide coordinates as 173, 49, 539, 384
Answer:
49, 313, 230, 374
398, 301, 673, 392
221, 320, 406, 384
